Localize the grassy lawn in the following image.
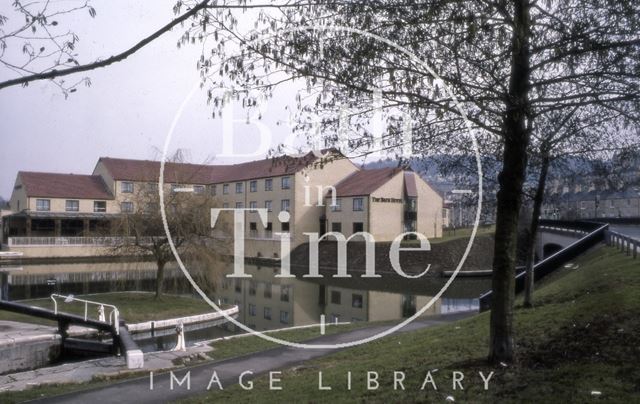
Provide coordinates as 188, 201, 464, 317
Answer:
179, 246, 639, 403
0, 292, 217, 326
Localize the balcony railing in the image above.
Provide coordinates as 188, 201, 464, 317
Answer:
8, 236, 156, 247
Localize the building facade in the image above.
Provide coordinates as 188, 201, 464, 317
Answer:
3, 151, 444, 258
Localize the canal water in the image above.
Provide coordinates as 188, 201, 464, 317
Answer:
0, 260, 490, 350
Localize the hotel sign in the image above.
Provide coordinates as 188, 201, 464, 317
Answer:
372, 197, 403, 204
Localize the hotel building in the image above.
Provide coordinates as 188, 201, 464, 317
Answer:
2, 150, 443, 258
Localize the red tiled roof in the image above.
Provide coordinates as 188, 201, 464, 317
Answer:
98, 149, 342, 184
97, 157, 218, 184
19, 172, 113, 200
404, 172, 418, 197
333, 167, 402, 197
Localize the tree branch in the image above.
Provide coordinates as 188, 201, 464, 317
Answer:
0, 0, 211, 91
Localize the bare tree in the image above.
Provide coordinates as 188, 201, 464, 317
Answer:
110, 158, 230, 298
178, 0, 640, 364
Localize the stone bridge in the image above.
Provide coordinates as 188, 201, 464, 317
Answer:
536, 227, 585, 261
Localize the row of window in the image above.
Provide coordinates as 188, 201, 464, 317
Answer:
330, 290, 364, 309
329, 197, 364, 212
248, 221, 289, 235
330, 222, 364, 233
224, 280, 291, 302
121, 181, 207, 195
247, 304, 290, 324
222, 199, 290, 212
213, 177, 291, 196
35, 199, 107, 213
579, 199, 636, 208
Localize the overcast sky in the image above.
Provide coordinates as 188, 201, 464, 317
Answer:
0, 1, 303, 199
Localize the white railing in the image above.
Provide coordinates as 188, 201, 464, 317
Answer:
8, 236, 156, 247
50, 293, 120, 334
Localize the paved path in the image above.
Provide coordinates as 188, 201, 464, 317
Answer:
34, 311, 475, 404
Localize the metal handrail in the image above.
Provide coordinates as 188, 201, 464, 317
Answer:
8, 236, 156, 247
479, 221, 609, 311
50, 294, 120, 335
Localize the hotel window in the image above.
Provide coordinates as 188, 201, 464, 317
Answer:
236, 182, 244, 193
193, 185, 205, 194
580, 201, 586, 209
248, 303, 256, 317
265, 178, 273, 191
407, 198, 417, 212
266, 222, 273, 238
223, 184, 229, 194
281, 176, 291, 190
331, 198, 342, 212
223, 203, 229, 209
36, 199, 50, 211
331, 290, 341, 305
211, 185, 217, 196
94, 201, 107, 213
249, 201, 257, 211
236, 202, 244, 209
264, 307, 272, 320
145, 203, 159, 213
235, 279, 242, 293
281, 199, 290, 212
353, 198, 364, 211
249, 281, 257, 296
264, 282, 272, 299
147, 182, 158, 192
281, 222, 290, 232
280, 310, 289, 324
121, 181, 134, 193
352, 293, 363, 309
65, 200, 79, 212
331, 222, 342, 232
121, 201, 134, 213
280, 285, 290, 302
250, 180, 257, 192
353, 222, 364, 233
249, 222, 258, 237
265, 200, 272, 211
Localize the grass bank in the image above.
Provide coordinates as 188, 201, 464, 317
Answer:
181, 246, 639, 403
0, 292, 216, 325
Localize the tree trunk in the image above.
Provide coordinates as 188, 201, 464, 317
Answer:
488, 0, 531, 365
523, 152, 550, 307
155, 260, 166, 299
